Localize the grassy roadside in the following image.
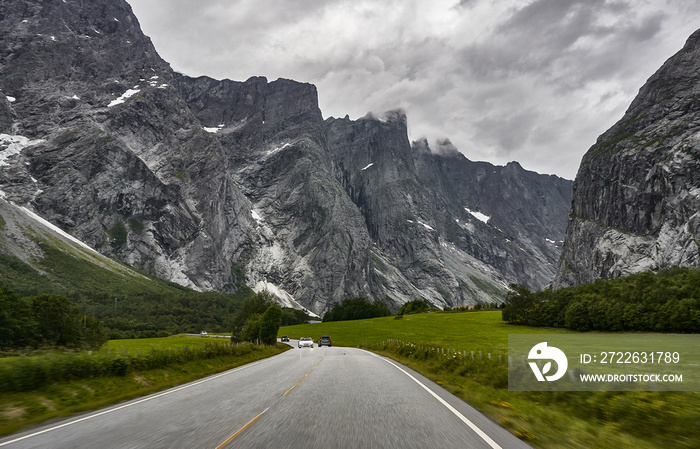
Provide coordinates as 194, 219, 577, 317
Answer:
280, 311, 699, 449
369, 341, 697, 449
99, 334, 232, 355
0, 340, 289, 437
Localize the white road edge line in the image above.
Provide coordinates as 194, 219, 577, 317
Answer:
0, 358, 272, 447
361, 349, 503, 449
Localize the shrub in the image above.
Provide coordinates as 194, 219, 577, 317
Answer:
397, 299, 430, 316
0, 342, 268, 392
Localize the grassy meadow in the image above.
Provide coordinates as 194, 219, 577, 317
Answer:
280, 310, 699, 449
280, 310, 573, 350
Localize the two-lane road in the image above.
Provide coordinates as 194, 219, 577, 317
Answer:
0, 343, 532, 448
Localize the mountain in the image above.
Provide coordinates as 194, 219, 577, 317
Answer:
554, 28, 700, 288
0, 0, 572, 315
326, 113, 572, 308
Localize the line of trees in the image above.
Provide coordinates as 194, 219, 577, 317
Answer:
322, 296, 391, 322
0, 288, 107, 350
502, 267, 700, 332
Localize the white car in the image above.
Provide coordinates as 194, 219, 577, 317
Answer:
298, 337, 314, 348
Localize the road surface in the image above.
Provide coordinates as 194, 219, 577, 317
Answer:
0, 342, 532, 448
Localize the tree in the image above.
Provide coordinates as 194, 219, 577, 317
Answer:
280, 308, 311, 326
81, 314, 109, 349
564, 299, 592, 331
0, 288, 38, 349
239, 305, 283, 345
501, 284, 536, 324
231, 290, 274, 342
258, 305, 283, 345
31, 294, 81, 346
240, 313, 263, 343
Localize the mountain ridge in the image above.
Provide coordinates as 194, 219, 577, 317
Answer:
0, 0, 572, 314
554, 27, 700, 287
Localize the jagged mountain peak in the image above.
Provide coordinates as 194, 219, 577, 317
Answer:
0, 0, 573, 314
432, 138, 461, 157
356, 108, 408, 125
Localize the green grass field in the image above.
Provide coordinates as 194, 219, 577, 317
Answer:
279, 310, 572, 350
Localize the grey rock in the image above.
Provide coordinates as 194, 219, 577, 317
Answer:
0, 0, 573, 314
0, 95, 14, 133
327, 112, 572, 308
554, 28, 700, 288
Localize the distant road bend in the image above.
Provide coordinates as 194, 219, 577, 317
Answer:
0, 342, 531, 448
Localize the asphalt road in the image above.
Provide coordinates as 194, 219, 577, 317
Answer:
0, 342, 532, 448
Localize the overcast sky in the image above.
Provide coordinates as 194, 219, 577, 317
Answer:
127, 0, 700, 180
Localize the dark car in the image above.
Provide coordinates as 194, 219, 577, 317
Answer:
281, 335, 290, 342
318, 336, 332, 347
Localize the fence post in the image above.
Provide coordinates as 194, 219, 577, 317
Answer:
471, 351, 474, 360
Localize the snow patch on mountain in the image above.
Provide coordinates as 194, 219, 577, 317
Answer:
465, 207, 490, 224
108, 88, 140, 107
253, 280, 319, 317
0, 134, 44, 166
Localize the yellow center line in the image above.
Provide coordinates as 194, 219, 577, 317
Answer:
285, 354, 325, 395
215, 407, 269, 449
284, 371, 310, 395
214, 354, 326, 448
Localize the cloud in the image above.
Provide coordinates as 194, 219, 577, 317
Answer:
128, 0, 700, 179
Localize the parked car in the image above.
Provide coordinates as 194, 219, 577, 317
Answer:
318, 336, 332, 347
281, 335, 290, 342
200, 330, 208, 336
298, 337, 314, 348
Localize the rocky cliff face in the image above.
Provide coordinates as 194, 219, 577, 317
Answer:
327, 113, 572, 308
0, 0, 572, 314
554, 28, 700, 288
0, 0, 254, 294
